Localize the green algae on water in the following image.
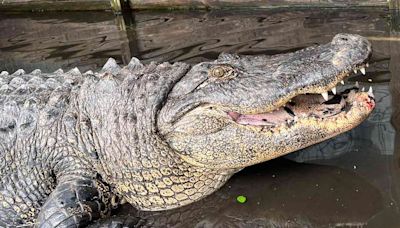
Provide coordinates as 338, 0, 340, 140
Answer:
236, 195, 247, 203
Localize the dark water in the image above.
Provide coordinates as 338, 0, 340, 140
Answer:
1, 8, 400, 228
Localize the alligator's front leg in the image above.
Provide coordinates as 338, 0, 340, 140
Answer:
0, 166, 56, 227
37, 174, 112, 228
0, 153, 113, 227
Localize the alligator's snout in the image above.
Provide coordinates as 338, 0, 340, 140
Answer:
331, 33, 372, 69
332, 33, 371, 50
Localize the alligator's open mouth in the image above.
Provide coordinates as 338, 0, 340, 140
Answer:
227, 63, 375, 130
160, 34, 374, 170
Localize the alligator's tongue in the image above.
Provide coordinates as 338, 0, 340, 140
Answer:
228, 93, 348, 126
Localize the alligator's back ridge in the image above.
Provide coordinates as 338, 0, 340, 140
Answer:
0, 58, 143, 157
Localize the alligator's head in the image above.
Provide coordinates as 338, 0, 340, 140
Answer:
158, 33, 374, 170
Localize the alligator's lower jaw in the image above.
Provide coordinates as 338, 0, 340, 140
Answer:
167, 89, 375, 170
228, 88, 375, 133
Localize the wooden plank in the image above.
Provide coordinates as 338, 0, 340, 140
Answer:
0, 0, 111, 11
129, 0, 389, 9
0, 0, 399, 11
0, 0, 392, 11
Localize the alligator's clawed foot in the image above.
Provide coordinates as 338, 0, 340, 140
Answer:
36, 177, 110, 228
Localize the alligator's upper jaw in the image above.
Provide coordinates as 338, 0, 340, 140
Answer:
227, 33, 373, 115
222, 33, 374, 128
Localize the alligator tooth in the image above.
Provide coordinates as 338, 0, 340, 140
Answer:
340, 80, 345, 85
353, 69, 358, 74
366, 63, 369, 67
331, 87, 336, 95
321, 92, 329, 101
361, 87, 365, 92
368, 86, 374, 97
355, 81, 360, 88
360, 67, 366, 75
0, 71, 8, 76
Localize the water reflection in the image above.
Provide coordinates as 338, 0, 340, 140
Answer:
91, 160, 384, 227
0, 12, 128, 72
1, 8, 400, 227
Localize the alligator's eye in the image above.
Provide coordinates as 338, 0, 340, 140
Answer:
209, 65, 236, 79
210, 67, 225, 77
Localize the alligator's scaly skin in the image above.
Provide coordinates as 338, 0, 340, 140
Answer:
0, 34, 374, 227
0, 60, 235, 227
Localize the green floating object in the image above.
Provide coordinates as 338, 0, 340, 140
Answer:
236, 195, 247, 203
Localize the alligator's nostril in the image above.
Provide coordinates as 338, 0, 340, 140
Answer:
332, 34, 354, 44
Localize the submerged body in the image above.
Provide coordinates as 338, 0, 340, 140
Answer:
0, 34, 374, 227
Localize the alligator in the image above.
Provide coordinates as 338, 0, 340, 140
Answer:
0, 33, 374, 227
